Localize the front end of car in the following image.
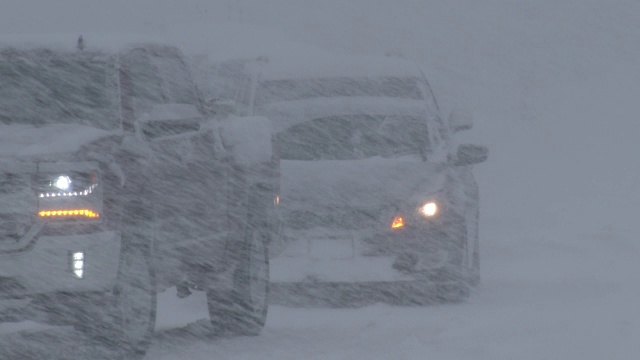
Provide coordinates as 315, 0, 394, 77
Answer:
268, 155, 469, 305
0, 46, 127, 313
0, 160, 122, 305
271, 191, 457, 279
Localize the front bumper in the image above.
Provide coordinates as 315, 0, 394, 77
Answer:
270, 225, 450, 283
0, 231, 121, 298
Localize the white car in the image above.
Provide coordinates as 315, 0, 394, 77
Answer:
0, 35, 278, 357
202, 52, 487, 305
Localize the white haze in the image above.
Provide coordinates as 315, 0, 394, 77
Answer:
1, 0, 639, 359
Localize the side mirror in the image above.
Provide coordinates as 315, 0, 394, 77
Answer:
205, 98, 236, 118
454, 144, 488, 166
448, 107, 473, 133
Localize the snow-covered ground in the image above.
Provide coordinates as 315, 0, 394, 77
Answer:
1, 0, 639, 359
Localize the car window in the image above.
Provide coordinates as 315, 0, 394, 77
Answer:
208, 60, 252, 103
151, 52, 199, 106
277, 114, 430, 160
0, 49, 119, 130
127, 49, 166, 117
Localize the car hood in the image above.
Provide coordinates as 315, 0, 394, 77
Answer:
0, 124, 121, 157
280, 157, 447, 230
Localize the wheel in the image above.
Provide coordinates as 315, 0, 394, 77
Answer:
110, 237, 157, 358
467, 198, 481, 287
440, 213, 471, 302
468, 218, 481, 286
207, 212, 269, 336
77, 202, 157, 359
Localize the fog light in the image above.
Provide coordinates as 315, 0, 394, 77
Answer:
71, 252, 84, 279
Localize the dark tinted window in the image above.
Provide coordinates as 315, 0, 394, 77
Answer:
277, 114, 429, 160
127, 48, 200, 118
127, 49, 165, 116
152, 54, 199, 106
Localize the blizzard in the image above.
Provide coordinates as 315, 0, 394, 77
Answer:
1, 0, 639, 359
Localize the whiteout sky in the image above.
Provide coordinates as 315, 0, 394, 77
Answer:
1, 1, 640, 359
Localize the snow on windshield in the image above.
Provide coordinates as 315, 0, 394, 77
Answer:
0, 49, 119, 130
277, 114, 429, 160
255, 76, 432, 160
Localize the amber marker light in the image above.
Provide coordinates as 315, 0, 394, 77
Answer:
391, 215, 405, 229
39, 209, 100, 219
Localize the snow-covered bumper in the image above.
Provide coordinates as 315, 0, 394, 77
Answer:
271, 225, 453, 284
0, 231, 121, 298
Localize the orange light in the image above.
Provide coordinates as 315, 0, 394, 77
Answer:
391, 215, 405, 229
39, 209, 100, 219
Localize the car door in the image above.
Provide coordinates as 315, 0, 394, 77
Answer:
123, 47, 227, 275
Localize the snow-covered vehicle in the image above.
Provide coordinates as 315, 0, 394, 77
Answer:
200, 52, 487, 305
0, 35, 278, 356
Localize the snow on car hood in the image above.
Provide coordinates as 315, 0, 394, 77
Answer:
280, 156, 446, 229
0, 124, 120, 157
262, 97, 431, 132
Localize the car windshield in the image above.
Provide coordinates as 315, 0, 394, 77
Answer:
277, 114, 429, 160
0, 49, 120, 130
255, 76, 424, 107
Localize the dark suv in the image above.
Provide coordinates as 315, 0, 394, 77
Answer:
0, 36, 279, 357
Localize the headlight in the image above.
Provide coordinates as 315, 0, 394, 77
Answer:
53, 175, 72, 190
390, 192, 444, 229
420, 201, 438, 217
40, 171, 98, 198
36, 168, 102, 220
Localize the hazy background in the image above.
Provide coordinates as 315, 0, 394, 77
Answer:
3, 0, 638, 237
1, 1, 639, 358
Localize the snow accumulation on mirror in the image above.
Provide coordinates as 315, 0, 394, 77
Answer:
1, 0, 640, 359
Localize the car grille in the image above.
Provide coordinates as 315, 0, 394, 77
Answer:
284, 208, 390, 230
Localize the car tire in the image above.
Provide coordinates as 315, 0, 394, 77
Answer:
468, 204, 481, 287
440, 213, 472, 302
76, 201, 157, 359
207, 204, 270, 336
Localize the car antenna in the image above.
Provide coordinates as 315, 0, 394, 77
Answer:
77, 35, 85, 51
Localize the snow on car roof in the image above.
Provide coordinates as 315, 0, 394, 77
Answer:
261, 50, 423, 81
0, 33, 178, 53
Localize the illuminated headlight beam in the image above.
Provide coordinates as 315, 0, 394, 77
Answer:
54, 175, 72, 190
420, 202, 438, 217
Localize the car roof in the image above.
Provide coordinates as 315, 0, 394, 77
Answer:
0, 33, 181, 55
260, 50, 423, 81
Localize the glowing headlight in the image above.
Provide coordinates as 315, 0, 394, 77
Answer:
53, 175, 72, 190
420, 202, 438, 217
37, 169, 102, 220
40, 172, 98, 198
